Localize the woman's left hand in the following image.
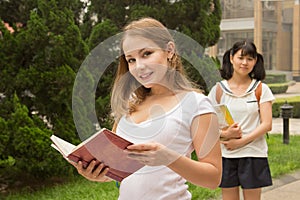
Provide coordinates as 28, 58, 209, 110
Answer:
125, 142, 181, 166
220, 137, 245, 151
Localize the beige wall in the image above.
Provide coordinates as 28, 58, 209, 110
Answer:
209, 0, 300, 79
278, 31, 292, 71
276, 1, 292, 71
292, 2, 300, 77
254, 0, 262, 54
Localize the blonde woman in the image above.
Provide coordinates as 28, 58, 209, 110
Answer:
74, 17, 222, 200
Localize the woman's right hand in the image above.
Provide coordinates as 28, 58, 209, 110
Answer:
221, 122, 242, 140
70, 160, 112, 182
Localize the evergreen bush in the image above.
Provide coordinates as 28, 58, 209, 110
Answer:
0, 94, 74, 187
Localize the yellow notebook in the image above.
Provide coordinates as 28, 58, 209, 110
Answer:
213, 104, 234, 127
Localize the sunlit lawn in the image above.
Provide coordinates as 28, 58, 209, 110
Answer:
3, 134, 300, 200
267, 134, 300, 178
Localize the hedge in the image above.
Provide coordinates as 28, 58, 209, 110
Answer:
273, 96, 300, 118
267, 82, 289, 94
264, 73, 286, 84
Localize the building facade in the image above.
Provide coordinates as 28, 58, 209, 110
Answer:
209, 0, 300, 80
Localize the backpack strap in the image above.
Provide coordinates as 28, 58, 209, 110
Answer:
255, 81, 262, 105
254, 81, 268, 138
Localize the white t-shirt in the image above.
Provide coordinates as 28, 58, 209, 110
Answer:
208, 79, 275, 158
116, 91, 216, 200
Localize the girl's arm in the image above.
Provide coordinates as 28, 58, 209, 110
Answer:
242, 101, 273, 144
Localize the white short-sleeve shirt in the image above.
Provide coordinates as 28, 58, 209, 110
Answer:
116, 91, 216, 200
208, 79, 275, 158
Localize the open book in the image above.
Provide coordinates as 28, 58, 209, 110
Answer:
50, 128, 144, 182
213, 104, 234, 128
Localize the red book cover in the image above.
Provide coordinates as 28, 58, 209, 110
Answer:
50, 128, 144, 182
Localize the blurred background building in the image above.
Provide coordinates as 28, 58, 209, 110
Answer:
208, 0, 300, 81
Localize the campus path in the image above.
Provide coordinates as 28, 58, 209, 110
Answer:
262, 82, 300, 200
262, 170, 300, 200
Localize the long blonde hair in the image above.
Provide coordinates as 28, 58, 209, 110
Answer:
111, 17, 200, 130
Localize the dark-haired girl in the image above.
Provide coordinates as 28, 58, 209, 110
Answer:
208, 40, 274, 200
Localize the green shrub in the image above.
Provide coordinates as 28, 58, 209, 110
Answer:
273, 96, 300, 118
267, 82, 289, 94
0, 94, 75, 188
264, 73, 286, 84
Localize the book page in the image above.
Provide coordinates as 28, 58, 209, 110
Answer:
50, 135, 76, 157
50, 129, 145, 182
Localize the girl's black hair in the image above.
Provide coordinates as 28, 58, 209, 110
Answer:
220, 40, 266, 80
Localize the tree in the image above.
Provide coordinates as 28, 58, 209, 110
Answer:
164, 0, 221, 47
0, 0, 222, 189
11, 0, 89, 137
0, 0, 84, 27
0, 0, 38, 26
88, 19, 119, 49
0, 0, 88, 185
83, 0, 221, 47
0, 94, 73, 186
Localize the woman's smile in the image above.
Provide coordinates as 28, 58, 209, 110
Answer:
139, 72, 153, 80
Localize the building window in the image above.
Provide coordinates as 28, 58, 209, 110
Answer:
221, 0, 254, 19
217, 31, 254, 62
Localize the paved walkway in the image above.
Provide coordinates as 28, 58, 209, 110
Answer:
273, 81, 300, 98
262, 82, 300, 200
262, 170, 300, 200
270, 118, 300, 135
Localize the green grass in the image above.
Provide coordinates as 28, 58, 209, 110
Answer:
3, 178, 119, 200
267, 134, 300, 178
3, 134, 300, 200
